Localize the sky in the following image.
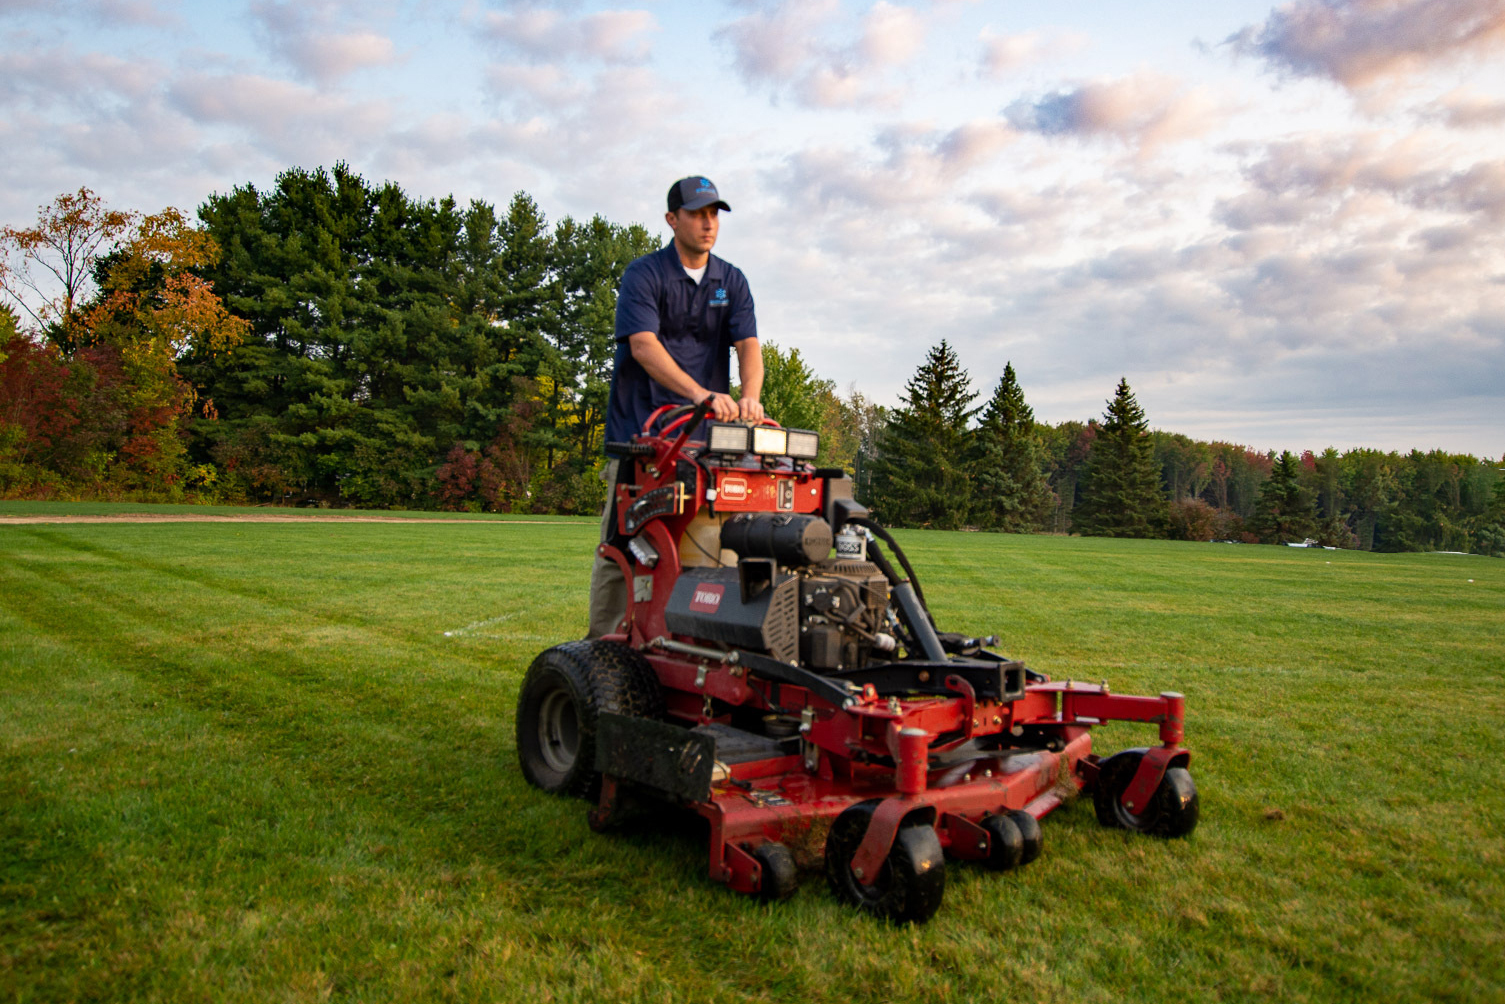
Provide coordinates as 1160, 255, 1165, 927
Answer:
2, 0, 1503, 458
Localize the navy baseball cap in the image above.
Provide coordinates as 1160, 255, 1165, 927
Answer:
668, 176, 731, 213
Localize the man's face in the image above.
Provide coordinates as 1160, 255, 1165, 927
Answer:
666, 206, 719, 257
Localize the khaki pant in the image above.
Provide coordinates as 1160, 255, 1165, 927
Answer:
586, 459, 626, 639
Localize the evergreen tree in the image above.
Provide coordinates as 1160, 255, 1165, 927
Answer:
970, 362, 1053, 532
867, 340, 977, 529
189, 166, 538, 504
1251, 450, 1318, 543
550, 215, 657, 467
1072, 378, 1167, 538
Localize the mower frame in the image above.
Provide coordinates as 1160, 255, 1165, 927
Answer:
516, 400, 1198, 922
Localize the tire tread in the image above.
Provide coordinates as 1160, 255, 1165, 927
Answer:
516, 640, 665, 798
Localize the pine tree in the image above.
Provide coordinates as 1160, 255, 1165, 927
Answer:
970, 362, 1053, 532
1251, 450, 1318, 543
1072, 378, 1167, 538
867, 340, 977, 529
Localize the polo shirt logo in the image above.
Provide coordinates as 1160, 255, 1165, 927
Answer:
709, 287, 729, 307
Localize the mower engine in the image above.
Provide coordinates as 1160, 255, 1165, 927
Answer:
665, 515, 892, 672
515, 401, 1200, 923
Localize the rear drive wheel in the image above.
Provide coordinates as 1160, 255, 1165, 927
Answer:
1094, 750, 1200, 838
516, 640, 664, 799
824, 801, 945, 924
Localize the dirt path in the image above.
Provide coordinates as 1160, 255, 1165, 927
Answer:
0, 514, 574, 525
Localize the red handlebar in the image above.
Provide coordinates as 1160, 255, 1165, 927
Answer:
644, 403, 783, 438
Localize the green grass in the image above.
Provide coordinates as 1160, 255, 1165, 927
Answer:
0, 500, 591, 522
1, 509, 1501, 1003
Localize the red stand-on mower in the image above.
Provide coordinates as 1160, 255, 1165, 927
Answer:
516, 402, 1199, 923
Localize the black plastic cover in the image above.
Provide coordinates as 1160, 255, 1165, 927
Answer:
596, 713, 715, 802
664, 567, 800, 663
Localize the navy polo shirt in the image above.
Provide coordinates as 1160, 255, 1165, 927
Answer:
605, 243, 757, 444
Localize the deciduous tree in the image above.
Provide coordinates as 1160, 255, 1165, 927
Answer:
0, 188, 133, 354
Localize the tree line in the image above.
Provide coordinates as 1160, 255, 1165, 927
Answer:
842, 340, 1504, 556
2, 167, 656, 514
2, 169, 1502, 556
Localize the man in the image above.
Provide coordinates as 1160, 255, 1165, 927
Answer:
587, 176, 764, 639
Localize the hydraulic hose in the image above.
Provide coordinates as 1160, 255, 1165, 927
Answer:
864, 537, 948, 663
848, 517, 931, 617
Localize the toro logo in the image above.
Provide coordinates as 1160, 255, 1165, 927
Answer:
690, 583, 725, 613
721, 476, 748, 501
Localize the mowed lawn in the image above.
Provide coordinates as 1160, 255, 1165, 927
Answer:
1, 504, 1501, 1004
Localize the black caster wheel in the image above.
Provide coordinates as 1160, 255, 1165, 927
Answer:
1094, 750, 1200, 838
1007, 809, 1042, 864
981, 814, 1023, 871
752, 842, 798, 902
825, 801, 946, 924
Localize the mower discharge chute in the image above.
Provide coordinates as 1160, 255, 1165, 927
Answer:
516, 400, 1199, 923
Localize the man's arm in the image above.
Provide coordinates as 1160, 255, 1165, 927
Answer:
627, 332, 739, 421
734, 337, 764, 422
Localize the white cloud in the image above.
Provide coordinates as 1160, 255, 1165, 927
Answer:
1423, 87, 1505, 128
859, 2, 924, 67
0, 0, 179, 27
485, 63, 585, 108
167, 71, 394, 161
1227, 0, 1505, 89
251, 0, 401, 84
1225, 131, 1505, 225
715, 0, 839, 86
479, 6, 656, 64
0, 46, 160, 108
1005, 71, 1223, 153
977, 28, 1087, 77
714, 0, 926, 108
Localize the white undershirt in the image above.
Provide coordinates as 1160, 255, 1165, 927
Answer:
684, 264, 707, 284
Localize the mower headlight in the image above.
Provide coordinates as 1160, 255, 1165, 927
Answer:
751, 426, 788, 456
707, 422, 751, 454
785, 429, 819, 460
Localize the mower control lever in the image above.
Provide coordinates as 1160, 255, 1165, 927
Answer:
663, 395, 716, 461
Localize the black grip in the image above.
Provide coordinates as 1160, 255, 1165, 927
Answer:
604, 441, 655, 458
